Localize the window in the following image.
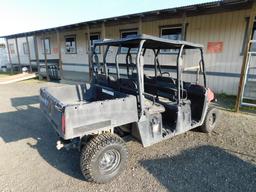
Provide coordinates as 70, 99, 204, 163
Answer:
90, 33, 101, 53
160, 26, 182, 54
41, 38, 51, 54
23, 42, 29, 54
9, 44, 15, 54
121, 30, 138, 39
251, 23, 256, 52
65, 36, 77, 54
120, 30, 138, 53
0, 44, 5, 48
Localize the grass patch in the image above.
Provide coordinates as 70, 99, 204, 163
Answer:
216, 93, 256, 112
216, 93, 236, 111
0, 73, 11, 78
21, 78, 47, 84
0, 71, 19, 78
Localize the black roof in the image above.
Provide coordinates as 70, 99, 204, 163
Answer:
95, 34, 203, 49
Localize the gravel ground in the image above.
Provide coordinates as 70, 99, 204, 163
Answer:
0, 80, 255, 192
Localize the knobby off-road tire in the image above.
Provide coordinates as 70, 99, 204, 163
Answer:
80, 133, 128, 183
200, 106, 220, 133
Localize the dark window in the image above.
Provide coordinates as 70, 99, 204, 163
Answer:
121, 30, 138, 53
250, 22, 256, 52
65, 36, 77, 54
23, 42, 29, 54
41, 38, 51, 54
0, 44, 5, 48
160, 26, 182, 54
90, 34, 101, 53
121, 30, 138, 39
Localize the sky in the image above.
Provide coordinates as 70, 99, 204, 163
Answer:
0, 0, 213, 37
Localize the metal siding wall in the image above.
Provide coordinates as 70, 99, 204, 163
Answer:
19, 37, 29, 64
27, 9, 250, 95
6, 37, 34, 65
37, 33, 58, 60
7, 39, 18, 64
62, 30, 88, 66
28, 36, 36, 60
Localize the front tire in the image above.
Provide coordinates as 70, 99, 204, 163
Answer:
200, 106, 219, 133
80, 133, 128, 183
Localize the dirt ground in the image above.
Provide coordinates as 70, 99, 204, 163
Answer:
0, 80, 255, 192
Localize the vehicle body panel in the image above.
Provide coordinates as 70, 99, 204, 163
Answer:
40, 84, 138, 140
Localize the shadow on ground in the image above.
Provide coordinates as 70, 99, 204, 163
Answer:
140, 145, 256, 192
1, 96, 256, 189
0, 96, 84, 180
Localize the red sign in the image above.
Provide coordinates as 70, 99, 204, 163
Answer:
207, 42, 223, 53
53, 47, 59, 54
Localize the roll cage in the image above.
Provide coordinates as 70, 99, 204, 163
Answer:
91, 34, 206, 117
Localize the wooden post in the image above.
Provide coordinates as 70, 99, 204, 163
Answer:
138, 16, 143, 34
101, 22, 106, 74
181, 13, 187, 40
25, 34, 32, 72
235, 3, 256, 112
56, 30, 63, 79
33, 34, 40, 74
15, 37, 21, 72
6, 38, 13, 73
87, 25, 92, 81
102, 22, 106, 40
42, 33, 50, 81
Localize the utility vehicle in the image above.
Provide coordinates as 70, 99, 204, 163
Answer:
40, 34, 219, 183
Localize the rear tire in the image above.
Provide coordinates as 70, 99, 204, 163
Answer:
200, 106, 219, 133
80, 133, 128, 183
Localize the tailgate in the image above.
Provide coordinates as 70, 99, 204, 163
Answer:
40, 88, 65, 138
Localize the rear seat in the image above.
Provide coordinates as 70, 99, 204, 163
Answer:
105, 75, 139, 96
119, 78, 138, 95
144, 75, 184, 101
108, 75, 120, 90
96, 74, 108, 87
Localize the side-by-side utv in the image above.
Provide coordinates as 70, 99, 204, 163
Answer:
40, 34, 219, 183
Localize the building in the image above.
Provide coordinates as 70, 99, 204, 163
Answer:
1, 0, 256, 97
0, 43, 8, 71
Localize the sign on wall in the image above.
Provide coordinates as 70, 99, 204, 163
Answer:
207, 42, 223, 53
53, 47, 59, 54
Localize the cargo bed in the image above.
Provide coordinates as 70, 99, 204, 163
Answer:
40, 84, 138, 140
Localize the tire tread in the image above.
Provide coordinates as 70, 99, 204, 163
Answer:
80, 133, 128, 183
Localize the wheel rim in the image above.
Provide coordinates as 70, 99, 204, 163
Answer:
208, 112, 216, 127
98, 149, 121, 174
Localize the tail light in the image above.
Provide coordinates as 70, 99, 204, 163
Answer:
207, 88, 215, 102
61, 113, 66, 134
